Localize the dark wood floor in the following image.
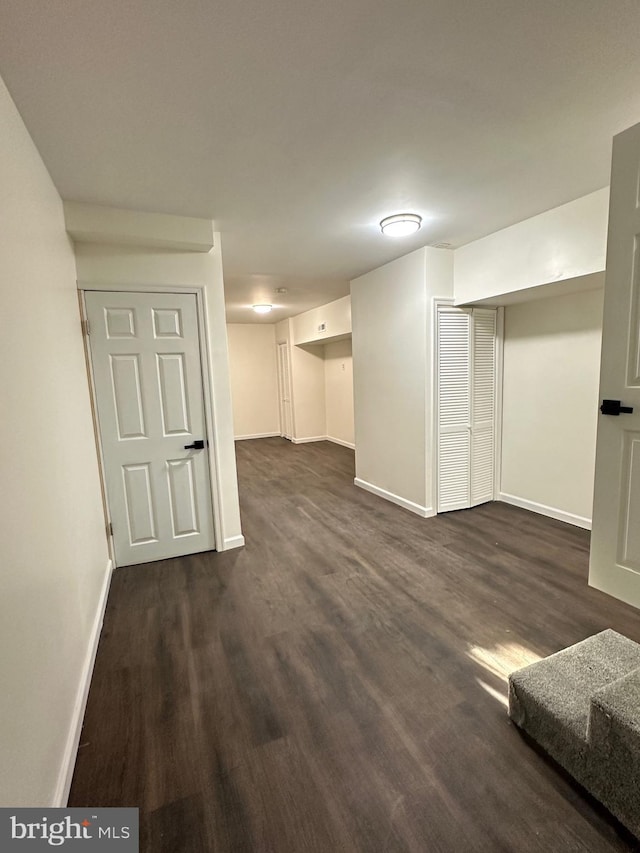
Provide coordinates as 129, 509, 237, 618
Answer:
70, 438, 640, 852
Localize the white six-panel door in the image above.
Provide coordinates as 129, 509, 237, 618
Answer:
85, 291, 215, 567
590, 121, 640, 608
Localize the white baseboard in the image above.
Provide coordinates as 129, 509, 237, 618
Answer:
498, 492, 592, 530
354, 478, 434, 518
53, 558, 113, 806
292, 435, 356, 449
235, 433, 354, 449
326, 436, 355, 450
235, 432, 280, 441
222, 534, 245, 550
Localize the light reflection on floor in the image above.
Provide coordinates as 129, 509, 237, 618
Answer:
468, 641, 542, 705
476, 678, 509, 707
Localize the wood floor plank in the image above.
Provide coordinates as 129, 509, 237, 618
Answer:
70, 437, 640, 851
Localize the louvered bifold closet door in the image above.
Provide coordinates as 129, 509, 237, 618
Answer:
470, 309, 497, 506
437, 309, 471, 512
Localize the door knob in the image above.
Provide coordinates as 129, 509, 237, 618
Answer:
600, 399, 634, 416
184, 439, 206, 450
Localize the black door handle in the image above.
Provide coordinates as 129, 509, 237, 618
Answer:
184, 439, 206, 450
600, 399, 634, 416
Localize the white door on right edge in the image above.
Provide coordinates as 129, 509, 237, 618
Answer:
590, 121, 640, 608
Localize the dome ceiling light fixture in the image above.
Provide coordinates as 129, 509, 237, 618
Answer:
252, 303, 273, 314
380, 213, 422, 237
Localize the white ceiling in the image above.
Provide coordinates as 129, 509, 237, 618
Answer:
1, 0, 640, 322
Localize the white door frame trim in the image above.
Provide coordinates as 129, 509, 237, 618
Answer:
79, 281, 223, 560
77, 290, 115, 564
276, 340, 293, 440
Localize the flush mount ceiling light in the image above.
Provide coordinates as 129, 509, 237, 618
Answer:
380, 213, 422, 237
252, 303, 272, 314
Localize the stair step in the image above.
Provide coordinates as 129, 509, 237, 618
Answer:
508, 629, 640, 838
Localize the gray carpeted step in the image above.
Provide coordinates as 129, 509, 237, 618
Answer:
508, 629, 640, 837
587, 668, 640, 836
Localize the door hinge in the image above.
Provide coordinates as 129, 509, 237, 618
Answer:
107, 521, 113, 538
81, 319, 90, 337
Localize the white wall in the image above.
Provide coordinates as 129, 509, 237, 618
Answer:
292, 294, 351, 345
287, 296, 353, 445
0, 76, 109, 806
275, 318, 289, 345
351, 247, 453, 514
64, 201, 215, 251
290, 344, 326, 441
275, 316, 329, 443
73, 229, 243, 551
324, 339, 354, 448
227, 324, 279, 439
455, 188, 609, 304
500, 289, 604, 527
